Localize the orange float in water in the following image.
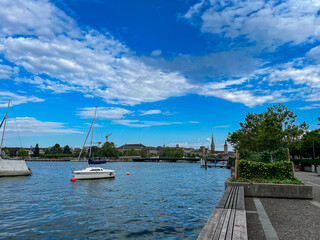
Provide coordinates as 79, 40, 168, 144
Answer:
70, 177, 76, 182
126, 172, 130, 176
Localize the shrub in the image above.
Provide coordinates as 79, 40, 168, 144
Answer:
272, 148, 287, 161
258, 151, 272, 163
238, 160, 294, 180
292, 159, 320, 166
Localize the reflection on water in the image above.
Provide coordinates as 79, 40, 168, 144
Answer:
0, 162, 230, 239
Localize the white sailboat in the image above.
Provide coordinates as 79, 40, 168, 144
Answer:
0, 100, 32, 177
72, 107, 115, 180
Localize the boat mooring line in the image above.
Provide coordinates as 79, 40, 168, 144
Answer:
253, 198, 279, 240
311, 201, 320, 209
306, 181, 320, 188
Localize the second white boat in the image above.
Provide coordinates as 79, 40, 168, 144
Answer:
73, 166, 115, 180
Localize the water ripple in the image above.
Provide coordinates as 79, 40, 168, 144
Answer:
0, 162, 230, 239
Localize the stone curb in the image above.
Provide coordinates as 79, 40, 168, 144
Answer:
225, 178, 313, 199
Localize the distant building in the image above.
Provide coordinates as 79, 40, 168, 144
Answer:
117, 143, 146, 153
224, 141, 228, 154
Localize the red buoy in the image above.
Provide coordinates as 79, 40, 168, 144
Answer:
70, 177, 76, 182
126, 172, 130, 176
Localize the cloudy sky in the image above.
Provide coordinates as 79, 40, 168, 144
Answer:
0, 0, 319, 149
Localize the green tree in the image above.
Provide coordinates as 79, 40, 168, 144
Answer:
17, 148, 28, 157
50, 144, 62, 154
97, 142, 119, 158
301, 129, 320, 159
90, 146, 99, 156
124, 149, 140, 156
33, 144, 40, 157
162, 147, 183, 158
63, 145, 71, 154
141, 150, 147, 158
3, 149, 10, 156
228, 104, 308, 154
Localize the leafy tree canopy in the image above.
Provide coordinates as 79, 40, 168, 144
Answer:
162, 147, 184, 158
50, 144, 63, 154
17, 148, 28, 157
300, 128, 320, 159
97, 142, 119, 158
228, 104, 308, 153
33, 144, 40, 157
63, 145, 71, 154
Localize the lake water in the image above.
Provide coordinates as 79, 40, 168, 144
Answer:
0, 162, 230, 239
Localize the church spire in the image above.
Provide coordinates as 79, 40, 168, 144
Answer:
211, 133, 215, 153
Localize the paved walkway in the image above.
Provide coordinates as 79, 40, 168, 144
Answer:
246, 171, 320, 240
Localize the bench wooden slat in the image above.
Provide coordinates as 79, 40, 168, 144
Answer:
225, 186, 236, 209
198, 186, 247, 240
219, 208, 232, 240
236, 186, 245, 210
231, 187, 239, 209
197, 208, 224, 240
225, 209, 236, 240
232, 210, 248, 240
213, 209, 228, 240
216, 186, 232, 208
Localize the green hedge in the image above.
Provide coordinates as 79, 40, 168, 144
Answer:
291, 159, 320, 166
238, 160, 294, 180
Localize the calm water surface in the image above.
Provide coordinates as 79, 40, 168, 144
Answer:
0, 162, 230, 239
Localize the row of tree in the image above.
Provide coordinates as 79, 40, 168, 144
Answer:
227, 104, 320, 160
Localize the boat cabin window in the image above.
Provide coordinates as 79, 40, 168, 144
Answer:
90, 169, 101, 171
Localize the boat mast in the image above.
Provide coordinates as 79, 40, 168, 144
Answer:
89, 107, 97, 158
0, 100, 10, 155
72, 107, 97, 171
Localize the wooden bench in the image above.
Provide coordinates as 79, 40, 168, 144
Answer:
197, 186, 247, 240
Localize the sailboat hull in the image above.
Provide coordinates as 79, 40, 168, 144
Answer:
0, 159, 32, 177
73, 167, 115, 180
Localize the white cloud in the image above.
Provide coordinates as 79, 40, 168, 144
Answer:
298, 103, 320, 110
197, 88, 274, 107
185, 0, 320, 48
5, 117, 82, 136
195, 57, 320, 107
150, 50, 162, 56
183, 0, 206, 19
189, 121, 200, 124
0, 0, 79, 38
0, 91, 44, 108
139, 109, 162, 116
268, 64, 320, 89
77, 107, 133, 120
0, 0, 193, 106
214, 125, 231, 128
0, 0, 318, 110
112, 119, 182, 128
0, 63, 17, 79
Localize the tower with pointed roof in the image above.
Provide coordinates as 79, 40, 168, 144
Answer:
224, 141, 228, 154
211, 133, 215, 153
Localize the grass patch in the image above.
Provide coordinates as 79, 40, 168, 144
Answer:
230, 177, 303, 184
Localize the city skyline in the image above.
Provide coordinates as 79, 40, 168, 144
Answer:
0, 0, 319, 149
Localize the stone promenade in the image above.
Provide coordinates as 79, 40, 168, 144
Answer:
246, 171, 320, 240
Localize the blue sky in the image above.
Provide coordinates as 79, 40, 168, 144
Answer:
0, 0, 319, 150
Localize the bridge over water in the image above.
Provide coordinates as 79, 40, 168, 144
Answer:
132, 157, 230, 168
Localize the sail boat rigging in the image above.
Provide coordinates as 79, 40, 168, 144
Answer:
72, 107, 115, 180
